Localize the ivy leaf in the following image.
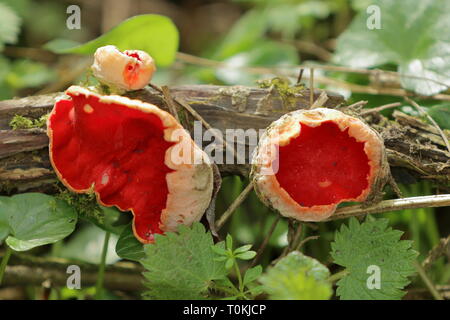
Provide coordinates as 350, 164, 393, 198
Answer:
334, 0, 450, 96
0, 3, 21, 51
331, 218, 418, 300
48, 15, 179, 67
141, 223, 227, 300
259, 251, 332, 300
0, 193, 77, 251
116, 223, 144, 262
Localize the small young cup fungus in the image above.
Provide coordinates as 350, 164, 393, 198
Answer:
48, 85, 214, 243
92, 45, 156, 91
251, 108, 388, 221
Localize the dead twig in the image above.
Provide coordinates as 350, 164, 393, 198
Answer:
216, 182, 254, 230
250, 216, 281, 268
404, 97, 450, 153
326, 194, 450, 221
414, 261, 444, 300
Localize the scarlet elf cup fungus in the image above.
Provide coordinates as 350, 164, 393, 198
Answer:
92, 45, 156, 91
251, 108, 388, 221
47, 86, 214, 243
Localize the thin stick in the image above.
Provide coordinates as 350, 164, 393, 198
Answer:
342, 100, 368, 111
309, 68, 315, 107
405, 97, 450, 153
311, 91, 328, 109
95, 231, 111, 300
414, 261, 444, 300
149, 83, 236, 160
176, 52, 450, 99
0, 246, 12, 286
296, 235, 320, 251
250, 216, 281, 268
296, 68, 304, 84
161, 85, 180, 122
217, 182, 254, 230
326, 194, 450, 221
360, 102, 401, 115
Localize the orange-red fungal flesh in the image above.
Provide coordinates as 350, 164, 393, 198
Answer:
275, 121, 370, 207
49, 90, 174, 243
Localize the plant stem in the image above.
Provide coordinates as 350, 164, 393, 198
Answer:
234, 261, 244, 296
328, 269, 349, 283
0, 246, 13, 285
414, 261, 444, 300
95, 231, 111, 300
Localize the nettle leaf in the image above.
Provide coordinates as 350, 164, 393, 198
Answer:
259, 251, 332, 300
48, 15, 179, 67
0, 193, 77, 251
331, 218, 418, 300
141, 223, 227, 300
334, 0, 450, 96
0, 2, 21, 50
116, 223, 145, 262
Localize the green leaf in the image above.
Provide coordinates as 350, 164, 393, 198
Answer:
115, 223, 144, 262
0, 206, 8, 244
331, 218, 418, 300
141, 223, 227, 300
226, 234, 233, 250
243, 265, 262, 286
49, 14, 179, 67
0, 2, 21, 50
5, 59, 56, 89
59, 224, 119, 264
225, 258, 234, 270
213, 9, 268, 60
235, 251, 256, 260
333, 0, 450, 96
216, 40, 299, 85
427, 104, 450, 129
0, 193, 77, 251
234, 244, 252, 254
259, 251, 332, 300
211, 244, 227, 256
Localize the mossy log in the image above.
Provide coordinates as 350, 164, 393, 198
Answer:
0, 84, 448, 195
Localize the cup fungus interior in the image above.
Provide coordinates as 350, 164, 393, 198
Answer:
275, 121, 370, 207
49, 91, 175, 242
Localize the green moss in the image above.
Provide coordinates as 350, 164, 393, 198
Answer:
56, 188, 105, 224
9, 114, 49, 130
257, 77, 304, 109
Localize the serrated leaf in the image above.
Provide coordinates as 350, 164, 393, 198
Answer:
243, 265, 262, 286
141, 223, 227, 300
0, 193, 77, 251
48, 14, 179, 67
331, 218, 418, 300
259, 251, 332, 300
115, 223, 144, 262
0, 3, 21, 50
333, 0, 450, 96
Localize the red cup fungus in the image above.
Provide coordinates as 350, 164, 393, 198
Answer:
47, 85, 214, 243
251, 108, 388, 221
92, 45, 156, 91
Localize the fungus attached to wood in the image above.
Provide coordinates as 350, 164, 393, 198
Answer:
92, 45, 156, 91
47, 86, 213, 243
251, 108, 388, 221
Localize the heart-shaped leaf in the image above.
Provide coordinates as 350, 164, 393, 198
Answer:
334, 0, 450, 96
47, 14, 179, 67
115, 223, 144, 262
0, 193, 77, 251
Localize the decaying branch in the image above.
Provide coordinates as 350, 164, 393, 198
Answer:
0, 84, 449, 197
0, 252, 144, 292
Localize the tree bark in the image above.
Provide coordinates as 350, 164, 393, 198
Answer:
0, 84, 448, 195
